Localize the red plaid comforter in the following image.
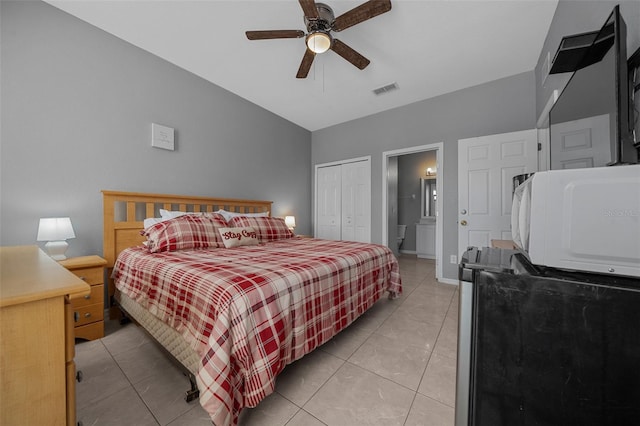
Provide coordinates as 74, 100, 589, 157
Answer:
113, 237, 401, 426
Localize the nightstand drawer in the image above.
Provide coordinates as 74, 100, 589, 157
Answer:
74, 321, 104, 341
68, 267, 103, 285
73, 303, 103, 327
59, 255, 107, 341
70, 284, 103, 307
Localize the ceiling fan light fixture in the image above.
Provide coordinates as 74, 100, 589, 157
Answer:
306, 31, 331, 54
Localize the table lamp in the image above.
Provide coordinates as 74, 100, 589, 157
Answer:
284, 216, 296, 231
37, 217, 76, 260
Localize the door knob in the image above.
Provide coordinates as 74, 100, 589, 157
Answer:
460, 220, 468, 226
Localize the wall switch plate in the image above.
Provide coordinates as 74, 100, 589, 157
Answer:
151, 123, 175, 151
450, 255, 457, 264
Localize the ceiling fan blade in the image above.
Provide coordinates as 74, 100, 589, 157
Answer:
245, 30, 305, 40
331, 39, 370, 70
332, 0, 392, 32
299, 0, 319, 19
296, 49, 316, 78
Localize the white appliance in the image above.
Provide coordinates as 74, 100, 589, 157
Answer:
511, 164, 640, 277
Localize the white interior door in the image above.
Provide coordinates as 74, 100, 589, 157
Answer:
341, 160, 371, 243
316, 165, 341, 240
458, 129, 538, 257
549, 114, 610, 169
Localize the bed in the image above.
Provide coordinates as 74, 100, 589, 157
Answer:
102, 190, 402, 426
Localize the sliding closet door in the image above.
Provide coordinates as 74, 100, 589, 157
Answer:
316, 165, 342, 240
341, 160, 371, 243
315, 158, 371, 242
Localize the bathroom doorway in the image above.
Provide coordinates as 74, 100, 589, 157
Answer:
382, 143, 443, 280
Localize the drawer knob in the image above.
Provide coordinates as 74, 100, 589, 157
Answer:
74, 312, 80, 322
84, 294, 91, 300
79, 276, 87, 281
84, 312, 91, 318
76, 370, 83, 382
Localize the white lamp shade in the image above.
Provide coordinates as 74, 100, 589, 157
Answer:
37, 217, 76, 241
306, 32, 331, 54
37, 217, 75, 260
284, 216, 296, 229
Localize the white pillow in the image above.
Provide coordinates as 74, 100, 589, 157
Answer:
148, 210, 205, 229
143, 217, 165, 229
159, 209, 191, 219
216, 209, 269, 222
218, 227, 260, 248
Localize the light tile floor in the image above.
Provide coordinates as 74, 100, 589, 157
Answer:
75, 255, 459, 426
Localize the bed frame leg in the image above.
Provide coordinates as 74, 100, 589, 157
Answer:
185, 373, 200, 403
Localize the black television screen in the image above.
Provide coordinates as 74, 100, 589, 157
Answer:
549, 6, 637, 169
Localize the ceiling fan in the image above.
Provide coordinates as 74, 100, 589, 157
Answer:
245, 0, 392, 78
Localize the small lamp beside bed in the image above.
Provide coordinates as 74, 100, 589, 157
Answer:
37, 217, 76, 260
284, 215, 296, 231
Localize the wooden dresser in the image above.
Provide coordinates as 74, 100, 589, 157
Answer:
59, 255, 108, 340
0, 246, 90, 426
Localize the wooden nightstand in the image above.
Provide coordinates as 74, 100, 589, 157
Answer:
59, 255, 107, 341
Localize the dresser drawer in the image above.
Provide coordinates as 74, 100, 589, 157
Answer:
70, 284, 103, 308
73, 303, 103, 327
68, 267, 103, 285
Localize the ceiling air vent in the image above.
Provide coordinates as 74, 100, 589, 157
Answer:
373, 82, 399, 96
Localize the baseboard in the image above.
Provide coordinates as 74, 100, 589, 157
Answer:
399, 249, 417, 255
417, 255, 436, 260
438, 277, 459, 286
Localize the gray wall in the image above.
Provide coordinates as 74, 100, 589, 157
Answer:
312, 71, 537, 280
0, 1, 312, 258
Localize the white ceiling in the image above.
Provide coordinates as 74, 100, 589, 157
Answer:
45, 0, 558, 132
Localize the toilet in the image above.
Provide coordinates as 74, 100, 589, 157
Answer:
397, 224, 407, 249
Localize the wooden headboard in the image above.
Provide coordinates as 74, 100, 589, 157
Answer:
102, 190, 273, 267
102, 190, 272, 317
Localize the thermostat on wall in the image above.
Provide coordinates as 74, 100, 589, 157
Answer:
151, 123, 175, 151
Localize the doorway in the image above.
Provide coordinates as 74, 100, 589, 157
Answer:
382, 143, 444, 281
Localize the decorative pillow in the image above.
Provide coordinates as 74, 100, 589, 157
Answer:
142, 214, 228, 253
228, 216, 294, 242
216, 209, 269, 222
218, 227, 260, 248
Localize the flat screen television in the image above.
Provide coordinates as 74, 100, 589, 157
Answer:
549, 5, 638, 169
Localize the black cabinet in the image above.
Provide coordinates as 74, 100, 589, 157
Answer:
468, 253, 640, 426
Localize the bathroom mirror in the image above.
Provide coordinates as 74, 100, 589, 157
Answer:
421, 177, 437, 218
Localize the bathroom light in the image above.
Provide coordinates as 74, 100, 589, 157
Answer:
37, 217, 76, 260
306, 31, 331, 54
285, 216, 296, 231
426, 167, 437, 176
